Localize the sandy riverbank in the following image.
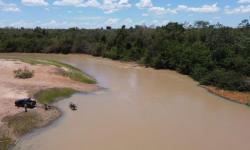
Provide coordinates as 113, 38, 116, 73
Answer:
204, 86, 250, 106
0, 59, 97, 148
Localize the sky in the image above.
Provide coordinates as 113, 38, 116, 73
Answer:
0, 0, 250, 28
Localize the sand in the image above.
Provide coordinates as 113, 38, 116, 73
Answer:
0, 59, 97, 127
205, 86, 250, 105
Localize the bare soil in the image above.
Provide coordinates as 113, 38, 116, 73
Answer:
205, 86, 250, 105
0, 59, 97, 127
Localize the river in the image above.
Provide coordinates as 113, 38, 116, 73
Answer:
12, 54, 250, 150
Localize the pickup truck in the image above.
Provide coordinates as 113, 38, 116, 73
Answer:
15, 98, 36, 110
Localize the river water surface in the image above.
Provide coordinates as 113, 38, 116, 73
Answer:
12, 54, 250, 150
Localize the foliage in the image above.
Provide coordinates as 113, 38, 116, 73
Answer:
0, 136, 12, 150
3, 112, 42, 136
14, 67, 34, 79
16, 58, 96, 84
1, 20, 250, 91
34, 88, 77, 104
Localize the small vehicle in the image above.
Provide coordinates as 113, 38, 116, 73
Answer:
15, 98, 36, 112
69, 102, 77, 111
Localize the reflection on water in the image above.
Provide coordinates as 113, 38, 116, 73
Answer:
10, 54, 250, 150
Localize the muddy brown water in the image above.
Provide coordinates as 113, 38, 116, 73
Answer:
8, 54, 250, 150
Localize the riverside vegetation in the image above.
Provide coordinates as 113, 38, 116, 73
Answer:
20, 58, 96, 84
14, 67, 34, 79
0, 20, 249, 92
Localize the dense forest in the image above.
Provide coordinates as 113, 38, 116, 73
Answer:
0, 20, 250, 92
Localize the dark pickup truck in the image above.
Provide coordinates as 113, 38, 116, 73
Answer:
15, 98, 36, 110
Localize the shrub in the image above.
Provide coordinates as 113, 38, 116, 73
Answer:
200, 69, 250, 91
0, 136, 12, 150
3, 112, 42, 136
14, 67, 34, 79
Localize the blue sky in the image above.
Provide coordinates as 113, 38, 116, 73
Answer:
0, 0, 250, 28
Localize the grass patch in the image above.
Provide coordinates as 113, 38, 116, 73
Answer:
0, 136, 12, 150
57, 68, 95, 84
3, 112, 42, 136
34, 88, 77, 104
21, 58, 96, 84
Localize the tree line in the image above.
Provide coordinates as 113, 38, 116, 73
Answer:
0, 20, 250, 92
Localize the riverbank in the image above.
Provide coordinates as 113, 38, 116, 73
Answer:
9, 54, 250, 150
0, 59, 98, 150
95, 54, 250, 107
204, 86, 250, 106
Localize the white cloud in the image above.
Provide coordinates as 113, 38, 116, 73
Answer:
1, 16, 134, 29
22, 0, 49, 6
136, 1, 219, 16
7, 20, 42, 28
101, 0, 131, 14
225, 5, 250, 14
53, 0, 83, 6
139, 19, 169, 27
39, 19, 73, 28
0, 0, 19, 12
105, 18, 119, 25
212, 16, 221, 20
136, 0, 152, 9
122, 18, 133, 25
176, 3, 219, 13
84, 0, 100, 7
238, 0, 250, 3
73, 16, 102, 21
136, 0, 175, 15
148, 6, 176, 15
53, 0, 100, 7
53, 0, 130, 14
151, 19, 169, 26
48, 20, 57, 25
149, 7, 166, 15
104, 17, 135, 27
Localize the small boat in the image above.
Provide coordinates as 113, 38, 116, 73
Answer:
69, 103, 77, 111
